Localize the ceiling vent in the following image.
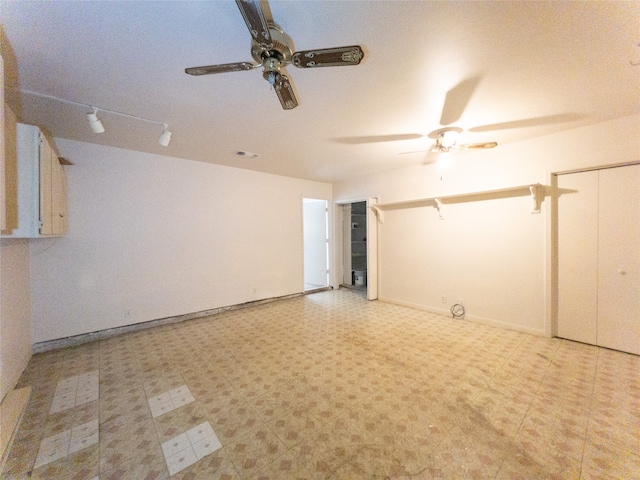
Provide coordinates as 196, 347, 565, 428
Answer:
235, 150, 260, 159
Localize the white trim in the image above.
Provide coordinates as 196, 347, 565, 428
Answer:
333, 195, 381, 301
378, 297, 547, 337
554, 160, 640, 176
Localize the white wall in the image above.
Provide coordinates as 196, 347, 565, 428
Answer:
334, 114, 640, 335
29, 140, 331, 343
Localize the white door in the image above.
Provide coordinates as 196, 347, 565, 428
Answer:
303, 198, 329, 289
597, 165, 640, 354
557, 165, 640, 355
557, 170, 599, 345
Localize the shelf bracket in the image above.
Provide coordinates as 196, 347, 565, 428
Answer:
434, 198, 445, 220
370, 205, 385, 224
530, 184, 544, 214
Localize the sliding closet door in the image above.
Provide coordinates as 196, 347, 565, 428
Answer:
597, 165, 640, 355
557, 170, 599, 345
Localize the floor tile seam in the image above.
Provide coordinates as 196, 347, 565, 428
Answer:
225, 422, 289, 475
491, 335, 564, 479
481, 331, 530, 387
97, 398, 166, 476
577, 346, 606, 479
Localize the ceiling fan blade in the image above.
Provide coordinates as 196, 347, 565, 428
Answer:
292, 45, 364, 68
439, 76, 482, 126
424, 151, 441, 164
274, 74, 298, 110
236, 0, 273, 50
335, 133, 423, 144
456, 142, 498, 150
398, 150, 440, 164
468, 113, 586, 132
185, 62, 257, 76
399, 150, 429, 155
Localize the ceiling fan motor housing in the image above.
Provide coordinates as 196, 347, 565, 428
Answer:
251, 24, 294, 66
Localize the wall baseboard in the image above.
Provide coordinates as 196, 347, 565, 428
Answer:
377, 297, 547, 337
33, 288, 331, 354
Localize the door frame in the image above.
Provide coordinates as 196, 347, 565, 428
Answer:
334, 196, 379, 300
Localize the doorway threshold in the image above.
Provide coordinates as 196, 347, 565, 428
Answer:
304, 285, 333, 294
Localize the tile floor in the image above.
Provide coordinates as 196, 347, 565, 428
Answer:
2, 289, 639, 479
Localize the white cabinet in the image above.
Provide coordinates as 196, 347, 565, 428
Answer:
1, 123, 68, 238
557, 164, 640, 355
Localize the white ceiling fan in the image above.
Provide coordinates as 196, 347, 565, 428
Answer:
339, 75, 583, 163
426, 127, 497, 153
185, 0, 365, 110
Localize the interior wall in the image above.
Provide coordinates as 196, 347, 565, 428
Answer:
29, 139, 331, 343
334, 113, 640, 335
0, 102, 32, 400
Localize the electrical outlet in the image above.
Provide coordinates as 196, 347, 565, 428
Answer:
441, 295, 446, 304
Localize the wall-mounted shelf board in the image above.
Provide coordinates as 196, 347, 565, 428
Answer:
370, 183, 548, 221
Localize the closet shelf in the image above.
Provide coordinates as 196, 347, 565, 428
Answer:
370, 183, 548, 221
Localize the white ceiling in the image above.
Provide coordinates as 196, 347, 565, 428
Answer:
1, 1, 639, 183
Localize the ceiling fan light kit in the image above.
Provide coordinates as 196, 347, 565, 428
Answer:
439, 130, 458, 149
185, 0, 365, 110
430, 128, 498, 154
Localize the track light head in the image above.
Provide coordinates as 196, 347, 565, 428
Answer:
86, 107, 105, 133
158, 124, 172, 147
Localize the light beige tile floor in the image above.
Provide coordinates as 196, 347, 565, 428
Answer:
2, 289, 639, 479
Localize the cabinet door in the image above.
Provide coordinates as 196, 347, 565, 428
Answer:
557, 170, 599, 345
52, 159, 67, 235
39, 134, 53, 235
597, 165, 640, 355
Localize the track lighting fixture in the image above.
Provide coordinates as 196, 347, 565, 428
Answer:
86, 107, 105, 133
158, 124, 172, 147
21, 90, 173, 147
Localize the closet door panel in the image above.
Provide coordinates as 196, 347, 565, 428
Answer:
557, 170, 599, 345
597, 165, 640, 355
39, 135, 53, 235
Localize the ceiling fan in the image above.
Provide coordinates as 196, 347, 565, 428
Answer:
400, 76, 497, 161
427, 127, 497, 154
399, 127, 498, 164
341, 74, 582, 162
185, 0, 365, 110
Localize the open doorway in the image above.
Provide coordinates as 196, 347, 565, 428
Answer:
339, 198, 378, 300
303, 198, 329, 291
344, 202, 367, 290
